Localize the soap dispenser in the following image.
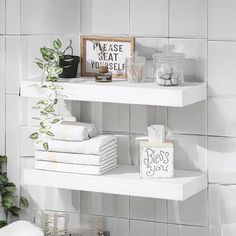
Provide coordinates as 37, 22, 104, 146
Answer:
140, 125, 174, 178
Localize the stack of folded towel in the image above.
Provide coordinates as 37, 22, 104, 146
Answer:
34, 121, 118, 175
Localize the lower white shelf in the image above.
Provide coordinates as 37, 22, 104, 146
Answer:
23, 165, 207, 201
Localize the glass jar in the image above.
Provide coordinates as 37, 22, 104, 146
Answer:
95, 66, 112, 82
125, 56, 145, 83
44, 212, 69, 236
152, 45, 185, 86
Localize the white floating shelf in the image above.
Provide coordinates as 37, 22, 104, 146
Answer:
20, 78, 206, 107
23, 165, 207, 201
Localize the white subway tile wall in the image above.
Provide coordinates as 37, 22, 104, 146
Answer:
6, 0, 20, 34
169, 0, 207, 38
208, 137, 236, 184
21, 0, 80, 35
208, 0, 236, 40
0, 0, 235, 235
0, 37, 5, 154
90, 193, 129, 218
0, 0, 5, 34
5, 36, 20, 94
167, 190, 208, 226
168, 101, 207, 135
208, 41, 236, 97
92, 0, 129, 35
130, 0, 168, 37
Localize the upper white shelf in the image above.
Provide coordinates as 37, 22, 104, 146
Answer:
23, 165, 207, 201
20, 78, 207, 107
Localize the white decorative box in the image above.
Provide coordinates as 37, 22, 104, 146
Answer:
140, 141, 174, 178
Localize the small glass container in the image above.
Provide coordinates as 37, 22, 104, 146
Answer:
44, 212, 69, 236
152, 45, 185, 86
125, 56, 145, 83
95, 66, 112, 82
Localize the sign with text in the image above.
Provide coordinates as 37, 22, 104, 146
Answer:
80, 36, 135, 78
140, 142, 174, 178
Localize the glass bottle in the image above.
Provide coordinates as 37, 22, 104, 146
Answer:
95, 66, 112, 82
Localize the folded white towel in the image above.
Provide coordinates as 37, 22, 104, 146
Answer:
35, 149, 117, 165
35, 159, 118, 175
35, 135, 117, 155
51, 121, 89, 141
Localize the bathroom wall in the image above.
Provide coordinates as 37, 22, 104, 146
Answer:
0, 0, 236, 235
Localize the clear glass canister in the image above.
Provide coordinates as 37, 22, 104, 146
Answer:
126, 56, 146, 83
152, 45, 185, 86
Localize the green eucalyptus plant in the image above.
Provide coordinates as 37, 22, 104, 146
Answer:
0, 155, 29, 228
29, 39, 74, 151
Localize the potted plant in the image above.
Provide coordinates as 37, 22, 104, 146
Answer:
59, 39, 80, 78
30, 38, 78, 150
0, 155, 28, 228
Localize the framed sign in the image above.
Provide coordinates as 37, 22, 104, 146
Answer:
80, 35, 135, 78
140, 141, 174, 178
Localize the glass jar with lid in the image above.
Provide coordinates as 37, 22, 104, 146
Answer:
152, 45, 185, 86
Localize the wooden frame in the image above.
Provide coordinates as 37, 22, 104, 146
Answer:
80, 35, 135, 78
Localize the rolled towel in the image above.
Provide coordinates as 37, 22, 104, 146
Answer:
74, 122, 97, 138
35, 135, 117, 155
51, 121, 89, 141
35, 148, 117, 166
35, 159, 118, 175
0, 221, 43, 236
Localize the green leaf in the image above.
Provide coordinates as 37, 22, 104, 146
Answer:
35, 61, 43, 69
43, 142, 49, 151
32, 105, 41, 110
8, 206, 21, 217
53, 39, 62, 50
20, 197, 29, 208
39, 128, 47, 134
2, 193, 14, 209
46, 76, 57, 82
40, 111, 47, 116
52, 118, 60, 124
42, 54, 50, 62
32, 117, 41, 120
40, 47, 48, 56
4, 183, 16, 193
44, 105, 54, 113
35, 58, 43, 62
36, 140, 43, 144
0, 221, 7, 228
36, 100, 48, 105
40, 122, 45, 128
0, 155, 7, 163
55, 67, 63, 74
2, 200, 13, 209
46, 131, 54, 137
49, 85, 56, 90
29, 132, 38, 140
40, 47, 53, 57
0, 174, 8, 184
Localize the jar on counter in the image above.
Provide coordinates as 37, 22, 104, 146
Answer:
125, 56, 145, 83
152, 45, 185, 86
